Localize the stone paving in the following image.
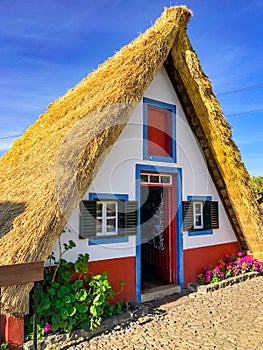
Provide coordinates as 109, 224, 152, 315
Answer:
47, 276, 263, 349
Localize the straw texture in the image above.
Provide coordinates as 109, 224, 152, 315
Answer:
167, 30, 263, 259
0, 6, 191, 315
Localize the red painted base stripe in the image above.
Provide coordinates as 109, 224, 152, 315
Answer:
89, 256, 136, 302
184, 242, 240, 286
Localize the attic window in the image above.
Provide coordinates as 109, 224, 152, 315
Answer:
143, 98, 176, 163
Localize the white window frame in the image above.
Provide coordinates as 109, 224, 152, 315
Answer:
193, 201, 204, 229
140, 173, 172, 185
96, 201, 118, 237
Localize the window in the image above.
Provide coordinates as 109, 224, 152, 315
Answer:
183, 196, 219, 235
79, 196, 138, 239
96, 201, 118, 236
143, 98, 176, 162
193, 202, 203, 229
140, 173, 172, 185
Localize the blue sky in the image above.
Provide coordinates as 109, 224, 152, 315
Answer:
0, 0, 262, 175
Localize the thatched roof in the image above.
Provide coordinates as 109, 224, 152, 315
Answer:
0, 6, 262, 315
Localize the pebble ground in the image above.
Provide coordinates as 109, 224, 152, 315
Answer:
49, 276, 263, 349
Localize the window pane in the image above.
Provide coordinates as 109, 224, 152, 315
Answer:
96, 219, 102, 233
195, 215, 202, 227
97, 202, 102, 217
106, 202, 116, 216
148, 105, 171, 157
140, 174, 148, 183
150, 175, 159, 183
195, 203, 202, 214
106, 218, 116, 232
161, 175, 170, 184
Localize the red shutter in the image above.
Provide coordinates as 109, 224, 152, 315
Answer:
148, 105, 171, 157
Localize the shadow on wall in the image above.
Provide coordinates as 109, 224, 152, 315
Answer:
0, 202, 26, 238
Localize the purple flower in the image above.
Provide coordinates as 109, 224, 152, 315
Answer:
237, 252, 243, 257
44, 323, 51, 333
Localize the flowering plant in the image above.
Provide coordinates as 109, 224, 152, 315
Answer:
198, 252, 263, 285
43, 323, 51, 333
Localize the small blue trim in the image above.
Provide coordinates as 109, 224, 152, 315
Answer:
187, 195, 212, 201
89, 237, 129, 245
186, 195, 213, 237
135, 164, 184, 302
88, 192, 129, 245
143, 98, 176, 163
89, 193, 128, 201
188, 230, 213, 236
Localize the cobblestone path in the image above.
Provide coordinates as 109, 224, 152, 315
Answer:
51, 276, 263, 349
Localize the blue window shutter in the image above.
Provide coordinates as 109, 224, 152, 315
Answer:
79, 200, 96, 239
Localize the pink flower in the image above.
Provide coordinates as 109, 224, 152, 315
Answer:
43, 323, 51, 333
237, 252, 243, 257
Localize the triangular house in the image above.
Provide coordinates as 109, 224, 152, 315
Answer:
0, 6, 263, 318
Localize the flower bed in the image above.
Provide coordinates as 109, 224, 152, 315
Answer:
198, 252, 263, 285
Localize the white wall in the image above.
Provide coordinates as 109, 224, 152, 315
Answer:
52, 67, 236, 263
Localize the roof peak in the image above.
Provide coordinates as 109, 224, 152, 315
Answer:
157, 5, 192, 30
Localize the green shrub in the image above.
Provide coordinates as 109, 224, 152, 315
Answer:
24, 241, 126, 341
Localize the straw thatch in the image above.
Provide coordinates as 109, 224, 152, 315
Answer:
0, 6, 191, 315
0, 5, 263, 316
164, 30, 263, 258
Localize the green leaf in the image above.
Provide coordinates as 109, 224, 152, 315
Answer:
60, 308, 69, 320
90, 305, 98, 316
55, 300, 63, 309
69, 293, 75, 302
72, 279, 83, 290
47, 287, 56, 296
75, 289, 88, 301
68, 306, 77, 317
64, 295, 71, 304
57, 285, 71, 298
78, 312, 87, 321
51, 323, 59, 332
51, 314, 60, 324
93, 293, 104, 304
76, 303, 88, 313
51, 282, 60, 289
61, 270, 71, 282
59, 320, 67, 329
